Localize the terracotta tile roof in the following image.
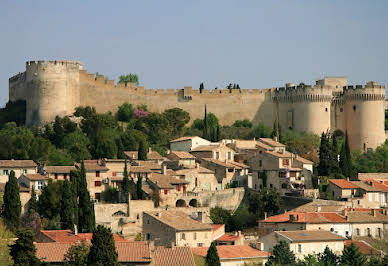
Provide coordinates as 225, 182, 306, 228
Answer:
147, 172, 188, 189
329, 179, 359, 189
133, 160, 161, 169
170, 136, 199, 143
192, 245, 269, 259
191, 145, 234, 152
351, 181, 382, 192
168, 151, 196, 159
124, 151, 138, 159
147, 151, 164, 160
215, 233, 243, 242
175, 167, 214, 175
129, 166, 152, 173
35, 241, 151, 263
154, 246, 195, 266
211, 224, 225, 231
275, 230, 346, 242
345, 240, 381, 256
45, 166, 75, 174
77, 160, 108, 171
358, 173, 388, 180
0, 160, 37, 168
39, 230, 127, 243
259, 138, 285, 147
295, 155, 314, 164
345, 210, 388, 223
292, 202, 345, 213
259, 211, 347, 223
22, 174, 48, 180
145, 211, 213, 231
228, 161, 249, 168
369, 180, 388, 192
202, 158, 240, 169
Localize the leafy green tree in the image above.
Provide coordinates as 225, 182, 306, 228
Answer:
64, 240, 90, 266
116, 102, 134, 122
26, 187, 38, 214
203, 105, 208, 139
63, 130, 91, 161
119, 73, 139, 86
94, 129, 119, 159
87, 225, 118, 266
0, 220, 14, 265
248, 189, 282, 219
209, 207, 233, 232
266, 240, 296, 266
233, 119, 253, 128
341, 242, 366, 266
205, 242, 220, 266
318, 132, 330, 176
138, 139, 148, 160
74, 106, 96, 119
163, 108, 190, 139
60, 179, 77, 230
38, 179, 63, 223
47, 149, 74, 166
2, 170, 21, 230
249, 122, 272, 139
135, 112, 170, 146
281, 130, 320, 165
318, 246, 338, 266
9, 228, 40, 266
0, 100, 26, 127
77, 162, 95, 233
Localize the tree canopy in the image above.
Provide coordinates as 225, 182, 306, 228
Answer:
87, 225, 118, 266
2, 170, 21, 230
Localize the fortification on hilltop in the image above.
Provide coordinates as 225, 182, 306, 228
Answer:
9, 60, 387, 151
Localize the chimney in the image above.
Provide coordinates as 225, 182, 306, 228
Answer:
346, 177, 350, 181
317, 206, 321, 212
149, 147, 152, 152
149, 241, 155, 253
162, 164, 167, 175
264, 212, 268, 220
343, 209, 348, 217
237, 230, 241, 236
73, 224, 78, 235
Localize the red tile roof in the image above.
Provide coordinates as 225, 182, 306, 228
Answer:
215, 233, 243, 242
40, 230, 127, 243
211, 224, 224, 231
154, 246, 195, 266
259, 211, 347, 223
192, 245, 269, 259
35, 242, 71, 262
329, 179, 359, 189
345, 240, 381, 256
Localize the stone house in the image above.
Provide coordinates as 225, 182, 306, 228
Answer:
44, 166, 75, 181
190, 144, 235, 162
166, 151, 196, 168
18, 173, 48, 194
192, 245, 269, 266
214, 231, 245, 246
142, 210, 213, 247
175, 165, 218, 192
0, 160, 37, 183
170, 136, 211, 152
260, 230, 345, 260
79, 160, 109, 201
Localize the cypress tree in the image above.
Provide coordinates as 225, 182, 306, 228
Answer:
205, 242, 220, 266
318, 246, 339, 266
136, 176, 143, 200
216, 124, 221, 142
138, 140, 147, 160
318, 132, 330, 176
344, 131, 353, 178
27, 187, 38, 214
199, 82, 204, 93
87, 225, 118, 266
78, 161, 95, 233
329, 134, 339, 175
10, 228, 40, 266
203, 105, 208, 140
60, 179, 77, 230
341, 242, 366, 266
2, 170, 21, 230
122, 160, 130, 202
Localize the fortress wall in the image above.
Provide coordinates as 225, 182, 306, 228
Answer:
79, 73, 275, 126
331, 101, 346, 134
9, 72, 27, 102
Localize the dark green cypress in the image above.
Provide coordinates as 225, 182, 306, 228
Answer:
341, 242, 366, 266
60, 179, 77, 230
122, 160, 130, 202
216, 124, 221, 142
27, 187, 38, 214
205, 242, 221, 266
2, 170, 21, 230
138, 140, 147, 160
203, 105, 208, 140
199, 82, 204, 93
329, 134, 339, 175
87, 225, 118, 266
318, 132, 330, 176
10, 228, 40, 266
78, 161, 95, 233
344, 131, 353, 178
136, 176, 143, 200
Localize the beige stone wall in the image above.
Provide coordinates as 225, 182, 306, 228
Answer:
175, 230, 212, 247
289, 241, 344, 259
0, 167, 37, 183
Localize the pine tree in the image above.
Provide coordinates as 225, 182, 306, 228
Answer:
266, 240, 296, 266
27, 187, 38, 214
10, 228, 40, 266
78, 161, 95, 233
2, 170, 21, 230
60, 179, 77, 230
87, 225, 118, 266
122, 160, 130, 202
136, 176, 143, 200
318, 246, 339, 266
138, 140, 147, 160
203, 105, 208, 140
341, 242, 366, 266
199, 82, 204, 93
318, 132, 330, 176
329, 134, 339, 175
205, 242, 220, 266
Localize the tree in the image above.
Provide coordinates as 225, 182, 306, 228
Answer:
266, 240, 296, 266
233, 119, 253, 128
116, 102, 134, 122
318, 132, 330, 176
122, 160, 130, 202
249, 122, 272, 139
9, 228, 40, 266
60, 179, 77, 230
248, 189, 282, 219
87, 225, 118, 266
216, 124, 221, 142
136, 176, 143, 200
38, 179, 63, 227
77, 162, 95, 233
0, 220, 14, 265
203, 105, 208, 139
27, 187, 38, 214
138, 139, 147, 160
341, 242, 366, 266
318, 246, 339, 266
2, 170, 21, 230
163, 108, 190, 139
209, 207, 232, 231
329, 134, 339, 175
199, 82, 204, 93
205, 242, 220, 266
64, 240, 90, 266
339, 132, 353, 178
119, 73, 139, 86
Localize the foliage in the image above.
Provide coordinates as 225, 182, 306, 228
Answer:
47, 149, 74, 166
77, 162, 95, 233
138, 139, 148, 160
281, 130, 320, 165
102, 186, 119, 203
2, 170, 21, 230
119, 73, 139, 86
163, 108, 190, 139
87, 225, 118, 266
341, 242, 366, 266
61, 179, 77, 230
318, 132, 330, 176
74, 106, 96, 119
209, 207, 232, 232
134, 233, 142, 241
116, 102, 134, 122
233, 119, 253, 128
20, 211, 42, 237
199, 82, 204, 93
38, 179, 63, 222
9, 228, 40, 266
136, 176, 143, 200
266, 240, 296, 266
248, 189, 282, 219
27, 187, 38, 214
64, 240, 90, 266
352, 140, 388, 173
229, 205, 257, 231
0, 220, 14, 265
0, 100, 26, 127
318, 246, 339, 266
122, 160, 130, 201
339, 132, 353, 178
205, 242, 220, 266
150, 189, 161, 207
249, 122, 271, 139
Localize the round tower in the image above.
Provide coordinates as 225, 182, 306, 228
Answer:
25, 60, 82, 126
344, 82, 386, 151
273, 84, 332, 135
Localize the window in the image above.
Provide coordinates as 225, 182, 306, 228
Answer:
279, 171, 286, 178
94, 193, 101, 200
37, 180, 45, 190
193, 232, 197, 240
2, 170, 8, 175
282, 159, 289, 166
297, 244, 302, 253
270, 184, 273, 188
353, 105, 356, 111
64, 174, 68, 180
164, 189, 168, 195
335, 243, 339, 251
24, 169, 28, 174
215, 152, 219, 160
112, 172, 116, 176
375, 193, 379, 202
227, 152, 231, 160
259, 160, 262, 167
95, 181, 102, 187
325, 107, 328, 112
366, 228, 371, 236
345, 231, 349, 237
146, 233, 151, 240
181, 233, 186, 240
137, 214, 140, 220
340, 107, 343, 112
54, 173, 58, 180
377, 228, 382, 238
177, 184, 181, 192
356, 228, 360, 236
96, 171, 100, 177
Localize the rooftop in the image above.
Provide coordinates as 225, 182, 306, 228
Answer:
145, 211, 212, 231
170, 136, 202, 143
351, 181, 382, 192
22, 173, 48, 181
329, 179, 359, 189
215, 233, 243, 242
0, 159, 37, 168
147, 150, 164, 160
201, 158, 241, 169
175, 166, 214, 175
259, 138, 285, 148
344, 240, 381, 256
78, 160, 109, 171
45, 166, 76, 174
192, 245, 269, 259
147, 172, 188, 189
191, 144, 233, 152
275, 230, 346, 242
124, 151, 138, 159
153, 246, 195, 266
40, 229, 127, 243
168, 151, 196, 159
259, 211, 347, 223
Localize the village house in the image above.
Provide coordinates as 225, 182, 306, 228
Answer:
190, 143, 235, 162
192, 244, 270, 266
18, 173, 49, 194
358, 173, 388, 207
142, 210, 213, 247
260, 230, 345, 259
170, 136, 211, 152
175, 165, 218, 192
43, 166, 76, 181
0, 160, 37, 183
166, 151, 196, 168
79, 160, 109, 201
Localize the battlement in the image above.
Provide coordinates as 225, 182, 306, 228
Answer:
9, 72, 26, 82
26, 60, 82, 67
272, 84, 333, 102
342, 82, 386, 101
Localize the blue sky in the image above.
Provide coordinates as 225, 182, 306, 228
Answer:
1, 0, 387, 105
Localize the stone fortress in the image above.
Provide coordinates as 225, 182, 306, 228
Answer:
8, 60, 387, 151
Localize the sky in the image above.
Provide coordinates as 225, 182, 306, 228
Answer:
1, 0, 387, 106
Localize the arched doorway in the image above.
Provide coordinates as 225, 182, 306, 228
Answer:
176, 199, 186, 207
189, 199, 198, 207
